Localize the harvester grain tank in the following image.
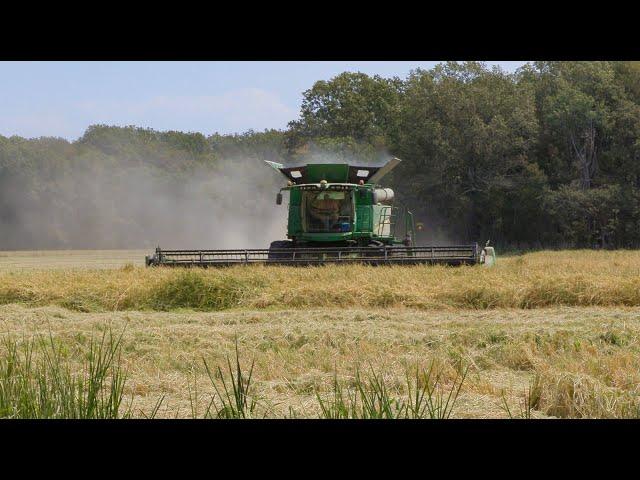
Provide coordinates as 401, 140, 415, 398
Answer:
145, 157, 496, 267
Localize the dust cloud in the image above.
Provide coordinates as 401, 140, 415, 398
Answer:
0, 156, 289, 251
1, 147, 454, 251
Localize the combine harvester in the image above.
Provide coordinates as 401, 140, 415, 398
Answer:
145, 158, 496, 267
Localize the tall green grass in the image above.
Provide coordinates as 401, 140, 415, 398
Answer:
501, 374, 542, 419
1, 331, 470, 419
0, 329, 130, 419
190, 346, 468, 419
190, 341, 259, 419
316, 362, 468, 419
10, 327, 639, 419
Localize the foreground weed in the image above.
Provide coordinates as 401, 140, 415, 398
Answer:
316, 371, 359, 419
316, 361, 468, 419
354, 367, 401, 418
201, 341, 258, 419
140, 394, 166, 419
0, 328, 131, 419
501, 374, 542, 419
406, 362, 469, 419
316, 367, 403, 419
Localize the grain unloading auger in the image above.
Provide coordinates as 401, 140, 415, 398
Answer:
145, 158, 496, 267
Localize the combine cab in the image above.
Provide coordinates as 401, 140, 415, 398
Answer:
146, 158, 496, 267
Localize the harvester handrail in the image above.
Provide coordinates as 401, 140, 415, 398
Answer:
147, 244, 480, 267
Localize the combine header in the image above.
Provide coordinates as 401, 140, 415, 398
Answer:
146, 158, 496, 267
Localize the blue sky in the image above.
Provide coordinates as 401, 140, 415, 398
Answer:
0, 61, 527, 140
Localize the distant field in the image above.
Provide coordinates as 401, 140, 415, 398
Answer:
1, 249, 640, 418
0, 249, 147, 270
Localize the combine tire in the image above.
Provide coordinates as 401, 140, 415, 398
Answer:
268, 240, 294, 261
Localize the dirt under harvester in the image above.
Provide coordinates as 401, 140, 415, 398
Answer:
145, 158, 496, 268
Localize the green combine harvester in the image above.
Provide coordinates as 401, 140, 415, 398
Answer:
145, 157, 496, 267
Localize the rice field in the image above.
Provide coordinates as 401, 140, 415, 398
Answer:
1, 249, 640, 418
0, 249, 146, 270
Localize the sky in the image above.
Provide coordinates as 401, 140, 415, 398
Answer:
0, 61, 527, 140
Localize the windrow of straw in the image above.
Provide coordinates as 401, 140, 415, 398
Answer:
1, 251, 640, 312
0, 329, 130, 418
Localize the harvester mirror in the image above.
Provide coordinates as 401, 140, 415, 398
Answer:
276, 192, 283, 205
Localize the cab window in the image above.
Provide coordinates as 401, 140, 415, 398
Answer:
302, 190, 353, 233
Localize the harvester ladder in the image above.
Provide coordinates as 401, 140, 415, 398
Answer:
377, 206, 397, 237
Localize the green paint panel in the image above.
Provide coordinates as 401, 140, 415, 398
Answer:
356, 205, 372, 232
286, 189, 302, 237
305, 164, 350, 183
287, 205, 301, 237
289, 188, 301, 205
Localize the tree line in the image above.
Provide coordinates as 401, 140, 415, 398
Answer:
1, 61, 640, 249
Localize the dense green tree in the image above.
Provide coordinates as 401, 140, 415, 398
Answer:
374, 62, 541, 244
286, 72, 402, 149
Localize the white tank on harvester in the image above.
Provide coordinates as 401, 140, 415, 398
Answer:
146, 157, 496, 267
